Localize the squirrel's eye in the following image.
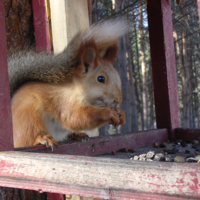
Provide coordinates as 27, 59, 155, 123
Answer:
97, 76, 105, 84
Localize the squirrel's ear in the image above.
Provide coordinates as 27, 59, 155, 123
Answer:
77, 41, 98, 77
82, 48, 96, 68
103, 43, 118, 64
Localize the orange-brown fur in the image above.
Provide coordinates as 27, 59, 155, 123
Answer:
11, 19, 127, 148
12, 60, 125, 147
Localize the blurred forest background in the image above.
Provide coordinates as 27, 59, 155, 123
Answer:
88, 0, 200, 135
3, 0, 200, 135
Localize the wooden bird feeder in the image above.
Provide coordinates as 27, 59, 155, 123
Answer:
0, 0, 200, 199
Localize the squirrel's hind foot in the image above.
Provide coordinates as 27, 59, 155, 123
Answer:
33, 134, 59, 151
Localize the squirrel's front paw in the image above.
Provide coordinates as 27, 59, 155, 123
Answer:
33, 135, 59, 150
113, 107, 126, 125
102, 107, 121, 126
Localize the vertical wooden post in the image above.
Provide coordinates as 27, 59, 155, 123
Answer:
32, 1, 63, 199
197, 0, 200, 27
0, 1, 14, 151
49, 0, 89, 54
32, 0, 52, 52
147, 0, 180, 141
47, 193, 64, 200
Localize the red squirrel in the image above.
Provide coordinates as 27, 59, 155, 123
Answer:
8, 19, 127, 148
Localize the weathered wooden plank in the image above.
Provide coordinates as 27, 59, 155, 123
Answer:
0, 1, 14, 151
0, 152, 200, 199
32, 0, 51, 52
15, 129, 168, 155
176, 128, 200, 141
147, 0, 180, 141
49, 0, 89, 54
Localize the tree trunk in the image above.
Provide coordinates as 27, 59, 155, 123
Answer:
88, 0, 92, 26
181, 0, 192, 128
139, 4, 148, 130
148, 66, 154, 129
115, 0, 131, 133
133, 20, 143, 130
173, 23, 183, 124
92, 0, 98, 24
193, 52, 199, 127
126, 34, 139, 132
4, 0, 35, 50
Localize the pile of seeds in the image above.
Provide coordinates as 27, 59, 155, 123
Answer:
102, 140, 200, 163
130, 140, 200, 163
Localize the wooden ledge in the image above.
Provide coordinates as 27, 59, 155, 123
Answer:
176, 128, 200, 141
15, 129, 168, 156
0, 151, 199, 199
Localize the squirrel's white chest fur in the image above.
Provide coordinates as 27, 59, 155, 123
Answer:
44, 115, 99, 141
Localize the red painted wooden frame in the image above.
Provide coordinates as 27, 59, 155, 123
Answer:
46, 193, 64, 200
176, 128, 200, 141
147, 0, 181, 141
32, 0, 51, 52
198, 0, 200, 23
0, 1, 14, 151
1, 0, 200, 199
32, 1, 56, 199
0, 152, 200, 200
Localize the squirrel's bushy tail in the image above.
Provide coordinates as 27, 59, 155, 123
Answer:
83, 19, 128, 52
8, 19, 128, 97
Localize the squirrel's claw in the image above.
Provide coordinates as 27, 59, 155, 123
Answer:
44, 140, 48, 147
33, 135, 59, 150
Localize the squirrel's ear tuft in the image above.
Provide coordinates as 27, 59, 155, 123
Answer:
103, 43, 118, 64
